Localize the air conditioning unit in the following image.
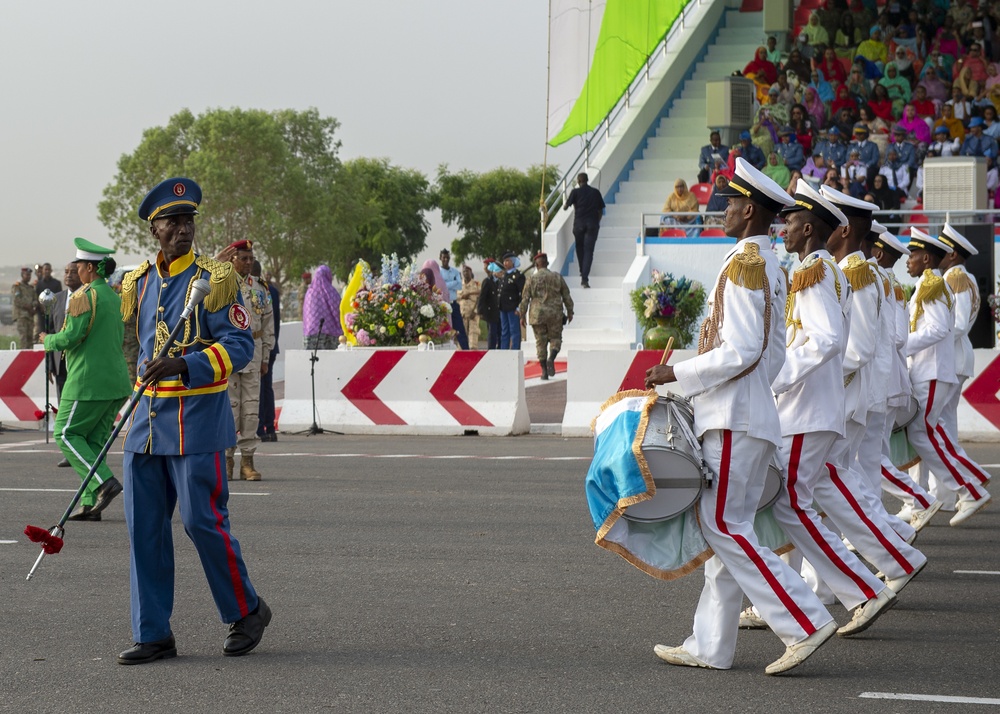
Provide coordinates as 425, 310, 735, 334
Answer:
706, 78, 755, 146
923, 156, 988, 211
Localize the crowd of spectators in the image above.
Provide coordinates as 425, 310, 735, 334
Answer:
692, 0, 1000, 223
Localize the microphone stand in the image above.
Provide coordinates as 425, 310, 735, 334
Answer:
308, 317, 325, 435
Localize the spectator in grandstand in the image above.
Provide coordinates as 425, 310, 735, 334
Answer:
744, 46, 778, 100
960, 116, 1000, 156
950, 0, 975, 33
842, 149, 869, 196
784, 48, 812, 87
935, 18, 964, 59
803, 87, 828, 129
910, 85, 938, 123
789, 104, 817, 151
955, 65, 981, 102
775, 73, 797, 108
737, 129, 766, 169
947, 84, 974, 121
967, 22, 992, 61
859, 104, 891, 137
697, 131, 729, 184
661, 179, 701, 238
918, 65, 952, 102
962, 42, 989, 83
803, 12, 830, 48
823, 125, 850, 167
786, 169, 804, 195
879, 62, 912, 116
802, 151, 828, 187
776, 126, 806, 170
809, 68, 835, 104
822, 167, 842, 189
985, 63, 1000, 92
929, 124, 961, 155
834, 105, 859, 138
935, 101, 967, 141
751, 101, 782, 156
879, 147, 912, 192
818, 47, 848, 87
871, 172, 904, 224
813, 125, 831, 156
762, 153, 789, 188
987, 85, 1000, 114
857, 27, 889, 68
894, 104, 932, 143
704, 173, 730, 223
849, 123, 881, 178
834, 14, 864, 59
794, 32, 818, 64
764, 35, 782, 65
982, 104, 1000, 139
890, 127, 920, 175
830, 84, 857, 120
846, 65, 870, 105
868, 84, 896, 122
889, 34, 918, 84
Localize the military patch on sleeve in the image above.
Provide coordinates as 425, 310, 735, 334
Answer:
229, 304, 251, 330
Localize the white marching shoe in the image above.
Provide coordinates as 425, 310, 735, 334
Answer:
910, 500, 943, 532
837, 588, 897, 637
950, 493, 991, 527
765, 621, 837, 675
739, 606, 769, 629
653, 644, 718, 669
884, 560, 926, 595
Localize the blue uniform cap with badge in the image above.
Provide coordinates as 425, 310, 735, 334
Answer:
138, 178, 202, 222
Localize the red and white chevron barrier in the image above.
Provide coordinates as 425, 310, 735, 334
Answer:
0, 349, 47, 425
279, 349, 530, 435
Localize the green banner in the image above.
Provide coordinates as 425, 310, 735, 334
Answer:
549, 0, 691, 147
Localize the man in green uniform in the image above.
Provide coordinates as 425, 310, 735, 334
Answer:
518, 252, 574, 380
41, 238, 132, 521
12, 266, 36, 348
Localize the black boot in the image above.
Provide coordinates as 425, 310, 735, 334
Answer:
539, 358, 549, 380
547, 349, 559, 378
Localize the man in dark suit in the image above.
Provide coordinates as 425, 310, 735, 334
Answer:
49, 262, 82, 468
255, 261, 281, 442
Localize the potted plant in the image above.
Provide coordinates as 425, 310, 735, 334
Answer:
629, 271, 707, 349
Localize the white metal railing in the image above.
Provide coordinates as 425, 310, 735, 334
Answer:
542, 0, 722, 220
637, 208, 997, 254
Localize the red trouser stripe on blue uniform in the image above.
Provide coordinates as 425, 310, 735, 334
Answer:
211, 451, 249, 617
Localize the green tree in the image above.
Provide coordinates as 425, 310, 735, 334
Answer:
98, 107, 367, 288
434, 164, 560, 263
338, 157, 433, 281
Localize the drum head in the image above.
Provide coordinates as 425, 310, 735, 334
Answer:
893, 398, 920, 432
623, 446, 703, 523
757, 462, 783, 511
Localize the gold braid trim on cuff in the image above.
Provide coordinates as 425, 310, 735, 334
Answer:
195, 255, 239, 312
120, 260, 150, 321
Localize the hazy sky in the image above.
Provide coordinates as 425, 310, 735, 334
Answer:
1, 1, 578, 271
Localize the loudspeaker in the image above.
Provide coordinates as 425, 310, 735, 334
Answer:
955, 224, 995, 349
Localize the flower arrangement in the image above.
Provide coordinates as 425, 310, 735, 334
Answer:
344, 254, 454, 347
629, 271, 706, 348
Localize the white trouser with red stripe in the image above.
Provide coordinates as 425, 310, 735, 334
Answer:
683, 430, 834, 670
855, 411, 916, 540
824, 429, 927, 581
771, 432, 887, 611
880, 405, 934, 511
927, 376, 992, 503
906, 379, 989, 505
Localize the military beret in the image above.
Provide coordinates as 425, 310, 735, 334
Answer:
229, 240, 253, 251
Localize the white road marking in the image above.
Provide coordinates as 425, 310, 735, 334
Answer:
0, 488, 269, 496
263, 452, 590, 461
980, 464, 1000, 468
860, 692, 1000, 705
954, 570, 1000, 575
0, 540, 18, 544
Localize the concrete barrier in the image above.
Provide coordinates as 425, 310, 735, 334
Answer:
0, 349, 47, 427
280, 349, 530, 435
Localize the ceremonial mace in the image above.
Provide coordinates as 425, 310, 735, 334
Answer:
37, 289, 57, 444
24, 278, 212, 580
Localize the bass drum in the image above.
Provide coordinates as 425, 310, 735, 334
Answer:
891, 398, 921, 470
623, 395, 705, 523
758, 456, 784, 511
894, 397, 920, 431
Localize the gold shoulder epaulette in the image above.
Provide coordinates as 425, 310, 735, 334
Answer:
790, 256, 826, 294
894, 283, 905, 301
946, 269, 974, 296
120, 260, 151, 321
915, 270, 952, 309
725, 242, 766, 290
195, 255, 239, 312
68, 285, 95, 318
843, 255, 876, 291
881, 275, 891, 298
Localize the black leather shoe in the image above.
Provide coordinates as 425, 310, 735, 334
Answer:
223, 597, 272, 657
57, 457, 71, 467
67, 504, 101, 521
91, 477, 123, 515
118, 635, 177, 665
269, 433, 278, 442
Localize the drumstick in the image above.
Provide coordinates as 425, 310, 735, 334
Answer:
659, 336, 674, 366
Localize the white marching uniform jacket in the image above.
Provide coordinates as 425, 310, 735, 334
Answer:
773, 250, 852, 437
945, 265, 979, 379
839, 252, 881, 424
674, 237, 786, 447
905, 269, 957, 385
867, 259, 894, 413
885, 271, 912, 408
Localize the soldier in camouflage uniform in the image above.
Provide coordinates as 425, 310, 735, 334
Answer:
12, 267, 37, 348
518, 252, 573, 380
224, 240, 274, 481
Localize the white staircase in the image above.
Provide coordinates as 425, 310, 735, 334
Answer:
549, 10, 766, 350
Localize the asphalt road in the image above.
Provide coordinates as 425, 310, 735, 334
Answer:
1, 430, 998, 713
